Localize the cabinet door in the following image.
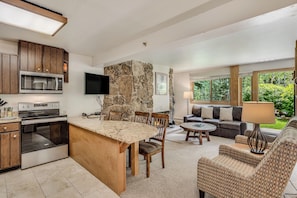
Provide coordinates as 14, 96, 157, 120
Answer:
19, 41, 42, 72
43, 46, 64, 74
0, 133, 10, 169
10, 131, 20, 167
0, 53, 18, 94
43, 46, 51, 73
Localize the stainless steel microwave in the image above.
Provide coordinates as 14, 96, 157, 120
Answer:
19, 71, 63, 94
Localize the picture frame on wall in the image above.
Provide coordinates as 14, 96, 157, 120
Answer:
155, 72, 168, 95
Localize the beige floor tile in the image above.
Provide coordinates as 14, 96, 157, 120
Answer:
0, 176, 6, 194
84, 188, 119, 198
39, 177, 72, 197
7, 185, 45, 198
46, 186, 82, 198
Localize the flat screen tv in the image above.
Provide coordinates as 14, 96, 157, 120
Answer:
85, 73, 109, 94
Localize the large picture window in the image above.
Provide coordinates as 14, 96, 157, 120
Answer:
192, 77, 230, 103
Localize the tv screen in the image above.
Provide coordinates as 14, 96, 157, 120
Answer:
85, 73, 109, 94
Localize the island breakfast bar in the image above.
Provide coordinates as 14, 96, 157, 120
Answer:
68, 117, 158, 194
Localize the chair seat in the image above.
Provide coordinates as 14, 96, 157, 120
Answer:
139, 141, 162, 154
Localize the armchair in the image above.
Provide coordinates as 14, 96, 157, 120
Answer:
197, 124, 297, 198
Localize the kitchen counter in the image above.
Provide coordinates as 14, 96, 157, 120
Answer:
68, 116, 157, 144
68, 116, 158, 194
0, 117, 21, 124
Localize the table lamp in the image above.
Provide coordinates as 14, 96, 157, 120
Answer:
242, 101, 275, 154
183, 91, 193, 115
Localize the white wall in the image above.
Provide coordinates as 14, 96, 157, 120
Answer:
153, 65, 170, 112
173, 72, 191, 120
173, 58, 295, 121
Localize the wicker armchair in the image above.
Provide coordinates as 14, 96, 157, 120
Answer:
197, 124, 297, 198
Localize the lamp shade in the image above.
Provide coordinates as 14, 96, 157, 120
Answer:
183, 91, 193, 99
242, 102, 275, 124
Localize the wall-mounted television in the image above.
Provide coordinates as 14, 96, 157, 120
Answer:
85, 73, 109, 95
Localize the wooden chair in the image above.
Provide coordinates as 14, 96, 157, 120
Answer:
134, 111, 150, 124
139, 113, 169, 177
108, 111, 122, 121
128, 111, 150, 167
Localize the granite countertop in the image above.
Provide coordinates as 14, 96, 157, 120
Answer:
0, 117, 22, 124
68, 117, 158, 144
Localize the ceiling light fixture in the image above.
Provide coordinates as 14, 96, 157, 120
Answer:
0, 0, 67, 36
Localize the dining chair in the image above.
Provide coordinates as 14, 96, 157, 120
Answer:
134, 111, 150, 124
139, 113, 169, 177
108, 111, 122, 121
128, 111, 150, 167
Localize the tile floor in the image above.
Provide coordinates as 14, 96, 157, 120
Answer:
0, 158, 119, 198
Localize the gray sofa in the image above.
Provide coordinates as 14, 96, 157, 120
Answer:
183, 105, 247, 139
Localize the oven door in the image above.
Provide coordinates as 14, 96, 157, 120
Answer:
21, 119, 68, 169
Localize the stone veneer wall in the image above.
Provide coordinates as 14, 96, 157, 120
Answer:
102, 60, 153, 121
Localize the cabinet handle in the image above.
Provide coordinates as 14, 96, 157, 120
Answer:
37, 67, 41, 71
45, 68, 49, 72
13, 134, 17, 138
3, 126, 7, 131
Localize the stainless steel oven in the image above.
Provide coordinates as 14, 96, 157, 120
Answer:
19, 102, 68, 169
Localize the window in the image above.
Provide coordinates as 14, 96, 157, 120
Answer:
242, 75, 251, 102
258, 70, 294, 117
211, 78, 230, 101
193, 80, 210, 101
193, 77, 230, 103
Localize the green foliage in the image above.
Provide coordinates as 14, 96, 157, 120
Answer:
280, 84, 294, 117
211, 78, 230, 101
193, 80, 210, 101
258, 84, 283, 110
242, 76, 251, 101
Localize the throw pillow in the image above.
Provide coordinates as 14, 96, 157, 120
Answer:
201, 107, 213, 119
220, 107, 233, 121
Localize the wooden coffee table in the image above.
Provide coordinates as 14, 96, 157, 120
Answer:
180, 122, 216, 145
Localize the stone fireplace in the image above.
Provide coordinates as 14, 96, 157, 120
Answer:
102, 60, 153, 121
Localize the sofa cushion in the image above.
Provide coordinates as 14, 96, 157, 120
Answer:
187, 117, 203, 122
203, 118, 220, 127
192, 105, 202, 117
220, 107, 233, 121
201, 107, 213, 119
219, 121, 242, 130
213, 107, 220, 119
233, 106, 243, 121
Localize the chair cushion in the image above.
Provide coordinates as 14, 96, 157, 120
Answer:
139, 142, 162, 154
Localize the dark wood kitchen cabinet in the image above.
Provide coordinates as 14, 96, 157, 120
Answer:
18, 40, 65, 75
0, 122, 20, 170
0, 53, 18, 94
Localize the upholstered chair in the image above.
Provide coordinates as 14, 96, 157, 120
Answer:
139, 113, 169, 177
197, 119, 297, 198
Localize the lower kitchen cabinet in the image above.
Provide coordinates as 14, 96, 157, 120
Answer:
0, 122, 20, 170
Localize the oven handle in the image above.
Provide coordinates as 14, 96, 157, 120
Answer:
21, 117, 67, 125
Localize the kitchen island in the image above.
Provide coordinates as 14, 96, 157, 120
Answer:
68, 117, 158, 195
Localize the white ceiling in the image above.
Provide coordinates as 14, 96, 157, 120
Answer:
1, 0, 297, 73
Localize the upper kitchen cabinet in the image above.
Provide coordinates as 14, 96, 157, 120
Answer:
43, 46, 64, 74
18, 41, 68, 80
0, 53, 18, 94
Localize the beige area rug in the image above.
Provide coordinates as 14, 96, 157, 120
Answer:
121, 132, 297, 198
